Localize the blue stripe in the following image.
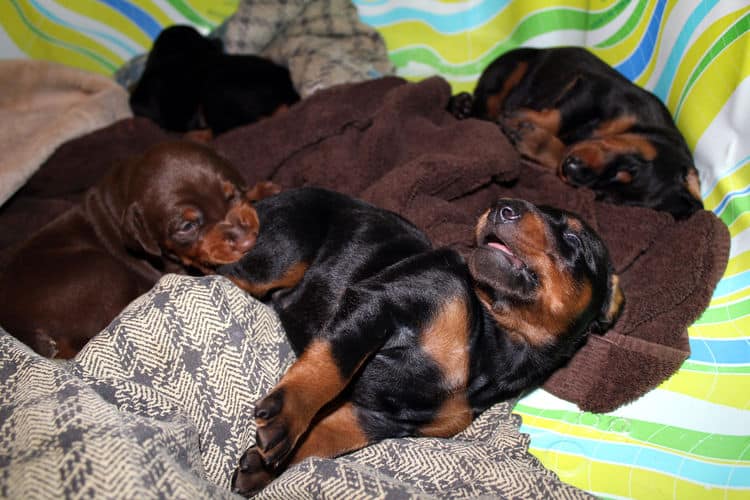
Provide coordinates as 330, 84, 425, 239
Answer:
710, 269, 750, 302
353, 0, 512, 34
98, 0, 162, 39
704, 155, 750, 200
688, 337, 750, 365
652, 0, 718, 101
614, 0, 666, 80
29, 0, 139, 57
714, 182, 750, 216
523, 426, 750, 488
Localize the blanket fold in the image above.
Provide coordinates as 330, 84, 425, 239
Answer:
0, 60, 132, 206
0, 76, 730, 412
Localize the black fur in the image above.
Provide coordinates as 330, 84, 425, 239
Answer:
219, 187, 621, 495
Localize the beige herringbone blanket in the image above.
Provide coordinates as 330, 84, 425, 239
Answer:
0, 274, 591, 499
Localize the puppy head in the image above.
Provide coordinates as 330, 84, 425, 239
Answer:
469, 199, 622, 349
121, 141, 270, 273
559, 130, 703, 219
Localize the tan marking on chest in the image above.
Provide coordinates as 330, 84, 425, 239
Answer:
420, 297, 471, 391
419, 392, 473, 438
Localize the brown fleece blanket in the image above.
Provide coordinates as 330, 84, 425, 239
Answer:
0, 76, 730, 412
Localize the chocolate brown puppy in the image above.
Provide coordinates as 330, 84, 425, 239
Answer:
0, 141, 278, 358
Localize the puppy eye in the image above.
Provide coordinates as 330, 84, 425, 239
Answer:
564, 232, 581, 248
176, 219, 200, 235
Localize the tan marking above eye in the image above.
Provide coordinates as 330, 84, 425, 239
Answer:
181, 207, 201, 222
566, 218, 583, 233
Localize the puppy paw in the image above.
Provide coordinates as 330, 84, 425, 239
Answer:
232, 447, 276, 497
448, 92, 474, 119
254, 389, 302, 469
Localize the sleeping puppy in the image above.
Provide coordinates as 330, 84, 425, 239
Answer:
129, 25, 300, 136
218, 187, 623, 495
0, 141, 279, 359
450, 46, 703, 218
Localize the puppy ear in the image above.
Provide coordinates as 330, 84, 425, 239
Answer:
122, 203, 161, 256
245, 181, 282, 202
592, 273, 624, 334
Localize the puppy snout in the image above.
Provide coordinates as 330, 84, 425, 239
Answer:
561, 156, 595, 185
225, 226, 257, 253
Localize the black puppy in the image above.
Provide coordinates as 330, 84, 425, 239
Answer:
130, 25, 299, 135
219, 187, 623, 495
450, 46, 703, 218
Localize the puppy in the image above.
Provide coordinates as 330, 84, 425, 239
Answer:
0, 141, 279, 358
218, 187, 623, 495
450, 46, 703, 218
130, 25, 300, 136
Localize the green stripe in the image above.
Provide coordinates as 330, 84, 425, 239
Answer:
596, 0, 648, 48
680, 360, 750, 374
676, 12, 750, 119
390, 2, 632, 79
515, 404, 750, 460
717, 192, 750, 227
9, 0, 116, 72
693, 297, 750, 325
166, 0, 213, 30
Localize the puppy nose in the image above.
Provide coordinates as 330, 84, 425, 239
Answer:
561, 156, 595, 185
232, 231, 257, 253
496, 203, 522, 223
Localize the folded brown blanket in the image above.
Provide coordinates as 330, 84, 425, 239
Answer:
0, 76, 730, 412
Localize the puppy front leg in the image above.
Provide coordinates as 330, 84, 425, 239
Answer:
232, 402, 369, 496
500, 109, 566, 170
233, 285, 393, 492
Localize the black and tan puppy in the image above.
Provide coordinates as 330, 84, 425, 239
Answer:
218, 187, 623, 495
0, 141, 279, 358
130, 25, 300, 136
450, 46, 703, 218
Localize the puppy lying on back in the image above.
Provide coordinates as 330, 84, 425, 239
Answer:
218, 187, 623, 495
0, 142, 279, 358
130, 25, 300, 136
451, 46, 703, 218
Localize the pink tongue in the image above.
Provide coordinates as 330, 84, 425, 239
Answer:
487, 241, 524, 267
488, 241, 511, 253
